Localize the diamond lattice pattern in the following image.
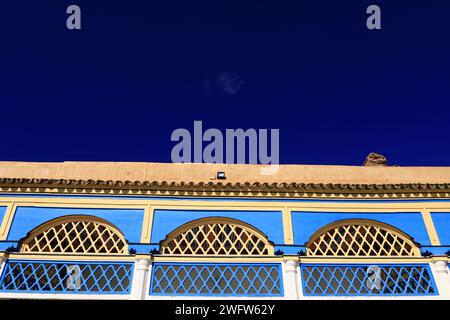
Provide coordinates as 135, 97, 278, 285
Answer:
307, 222, 418, 256
302, 264, 437, 296
150, 263, 283, 296
161, 221, 273, 255
20, 218, 127, 254
0, 260, 133, 293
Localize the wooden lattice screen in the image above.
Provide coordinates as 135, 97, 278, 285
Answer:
160, 218, 274, 255
20, 216, 128, 254
306, 220, 420, 257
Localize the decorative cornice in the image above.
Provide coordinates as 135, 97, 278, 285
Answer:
0, 178, 449, 199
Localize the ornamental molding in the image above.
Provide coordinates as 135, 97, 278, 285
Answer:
0, 178, 449, 198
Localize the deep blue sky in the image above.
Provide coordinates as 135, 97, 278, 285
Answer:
0, 1, 449, 166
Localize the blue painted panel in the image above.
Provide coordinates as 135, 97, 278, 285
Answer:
275, 244, 304, 255
420, 245, 450, 255
151, 209, 283, 244
0, 207, 6, 229
430, 213, 450, 245
291, 211, 430, 245
2, 193, 450, 204
0, 241, 19, 252
7, 207, 145, 243
128, 244, 153, 254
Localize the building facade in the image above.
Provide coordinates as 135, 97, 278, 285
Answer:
0, 161, 449, 299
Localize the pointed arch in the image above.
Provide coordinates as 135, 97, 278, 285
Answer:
306, 219, 421, 257
160, 217, 275, 255
19, 215, 128, 254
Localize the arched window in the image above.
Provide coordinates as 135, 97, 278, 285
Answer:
306, 219, 420, 257
19, 215, 128, 254
160, 217, 274, 255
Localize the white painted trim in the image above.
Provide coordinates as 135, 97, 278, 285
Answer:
300, 295, 444, 300
430, 259, 450, 299
281, 260, 299, 300
0, 256, 5, 280
146, 296, 283, 300
143, 263, 153, 300
0, 293, 131, 300
130, 258, 151, 300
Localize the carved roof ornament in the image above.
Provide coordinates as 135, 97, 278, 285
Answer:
363, 152, 388, 167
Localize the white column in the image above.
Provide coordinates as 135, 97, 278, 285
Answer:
0, 255, 6, 278
130, 257, 151, 300
430, 258, 450, 299
282, 259, 300, 300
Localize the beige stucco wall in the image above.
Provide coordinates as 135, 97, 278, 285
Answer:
0, 161, 448, 184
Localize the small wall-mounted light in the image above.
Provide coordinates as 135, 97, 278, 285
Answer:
217, 171, 226, 180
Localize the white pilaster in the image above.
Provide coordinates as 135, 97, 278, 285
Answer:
130, 257, 151, 300
282, 259, 300, 300
0, 255, 6, 278
430, 258, 450, 299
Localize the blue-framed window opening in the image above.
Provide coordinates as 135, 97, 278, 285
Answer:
150, 262, 284, 297
301, 263, 438, 296
0, 259, 134, 294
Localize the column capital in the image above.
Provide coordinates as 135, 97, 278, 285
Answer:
431, 258, 448, 273
282, 259, 300, 299
284, 260, 298, 273
135, 258, 151, 271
